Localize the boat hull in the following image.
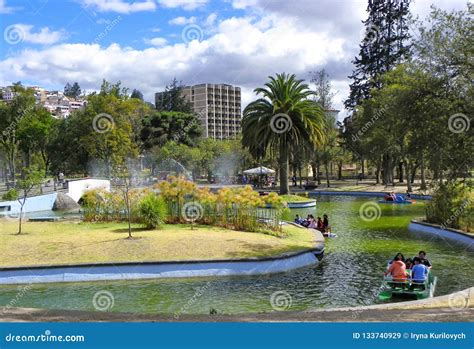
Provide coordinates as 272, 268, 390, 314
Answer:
378, 272, 437, 301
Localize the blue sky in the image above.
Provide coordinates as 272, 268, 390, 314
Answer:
0, 0, 469, 116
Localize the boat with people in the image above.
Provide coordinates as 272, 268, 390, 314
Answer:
294, 214, 337, 238
379, 191, 416, 204
379, 271, 437, 300
378, 251, 437, 300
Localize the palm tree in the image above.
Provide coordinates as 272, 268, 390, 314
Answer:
242, 73, 327, 195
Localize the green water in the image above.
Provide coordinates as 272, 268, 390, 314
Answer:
0, 195, 472, 315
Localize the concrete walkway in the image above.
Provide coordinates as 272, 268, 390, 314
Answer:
2, 288, 472, 323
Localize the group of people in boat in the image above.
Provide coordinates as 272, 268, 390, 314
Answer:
294, 214, 331, 233
384, 251, 432, 288
384, 191, 412, 202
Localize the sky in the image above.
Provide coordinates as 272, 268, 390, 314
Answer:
0, 0, 469, 120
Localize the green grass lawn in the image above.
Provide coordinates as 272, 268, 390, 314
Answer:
280, 194, 316, 203
0, 221, 315, 267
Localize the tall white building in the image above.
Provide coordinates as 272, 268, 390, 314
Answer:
156, 83, 242, 140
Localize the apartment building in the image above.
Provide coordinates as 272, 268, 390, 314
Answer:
1, 86, 86, 118
157, 83, 242, 140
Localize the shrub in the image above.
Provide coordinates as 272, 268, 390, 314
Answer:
426, 181, 473, 231
138, 194, 168, 229
2, 188, 18, 201
81, 188, 150, 223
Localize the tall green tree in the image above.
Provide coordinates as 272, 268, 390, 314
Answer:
17, 107, 58, 175
345, 0, 411, 110
155, 78, 192, 113
242, 73, 327, 194
0, 87, 36, 183
15, 167, 44, 235
130, 89, 144, 101
141, 111, 202, 149
64, 82, 82, 99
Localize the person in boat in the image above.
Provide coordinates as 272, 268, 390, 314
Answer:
316, 216, 324, 229
417, 250, 432, 268
323, 214, 331, 232
294, 214, 305, 225
410, 257, 428, 289
307, 215, 318, 229
404, 258, 413, 277
301, 215, 311, 228
384, 253, 407, 286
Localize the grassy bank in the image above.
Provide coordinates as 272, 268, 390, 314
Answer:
0, 221, 315, 267
280, 194, 315, 203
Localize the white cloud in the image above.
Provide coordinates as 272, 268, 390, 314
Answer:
0, 15, 345, 106
158, 0, 207, 10
143, 37, 168, 46
80, 0, 157, 13
231, 0, 257, 10
1, 0, 469, 119
0, 0, 18, 13
4, 24, 66, 45
168, 16, 197, 25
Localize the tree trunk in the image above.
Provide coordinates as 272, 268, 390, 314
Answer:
337, 162, 342, 180
325, 162, 330, 188
360, 157, 365, 178
404, 160, 412, 193
17, 198, 25, 235
298, 165, 302, 188
279, 141, 289, 195
410, 164, 418, 184
420, 157, 427, 190
316, 164, 321, 184
398, 162, 404, 182
311, 163, 317, 180
126, 194, 132, 238
376, 162, 381, 184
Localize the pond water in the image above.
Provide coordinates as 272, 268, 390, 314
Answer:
0, 195, 472, 315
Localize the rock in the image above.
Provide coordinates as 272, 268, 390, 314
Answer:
52, 192, 81, 212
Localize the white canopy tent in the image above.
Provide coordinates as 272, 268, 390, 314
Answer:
243, 166, 275, 175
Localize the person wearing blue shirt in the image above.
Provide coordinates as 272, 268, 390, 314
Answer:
411, 257, 428, 289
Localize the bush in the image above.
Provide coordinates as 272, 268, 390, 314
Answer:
81, 188, 150, 223
138, 194, 168, 229
426, 181, 473, 231
2, 188, 18, 201
158, 177, 287, 232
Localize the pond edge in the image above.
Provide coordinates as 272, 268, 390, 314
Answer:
0, 229, 325, 285
408, 220, 474, 250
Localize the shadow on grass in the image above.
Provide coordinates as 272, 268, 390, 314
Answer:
111, 227, 153, 234
223, 241, 287, 259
